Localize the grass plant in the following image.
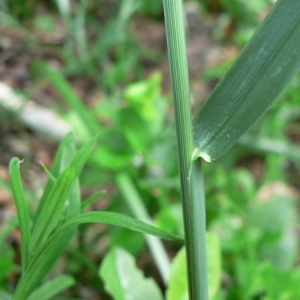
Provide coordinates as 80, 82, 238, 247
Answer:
2, 0, 300, 299
163, 0, 300, 299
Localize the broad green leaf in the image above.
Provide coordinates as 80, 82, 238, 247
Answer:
258, 262, 300, 299
166, 233, 221, 300
9, 158, 31, 271
193, 0, 300, 162
99, 248, 164, 300
57, 211, 184, 243
29, 163, 74, 254
26, 275, 75, 300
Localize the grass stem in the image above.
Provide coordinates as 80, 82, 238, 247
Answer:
162, 0, 208, 298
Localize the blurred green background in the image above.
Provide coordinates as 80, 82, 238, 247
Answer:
0, 0, 300, 299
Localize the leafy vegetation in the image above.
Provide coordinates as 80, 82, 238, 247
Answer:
0, 0, 300, 299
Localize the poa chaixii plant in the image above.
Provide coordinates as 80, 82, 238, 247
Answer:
3, 0, 300, 299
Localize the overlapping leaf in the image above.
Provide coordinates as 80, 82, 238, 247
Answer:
193, 0, 300, 162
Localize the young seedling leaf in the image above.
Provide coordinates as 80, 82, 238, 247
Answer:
57, 211, 184, 243
39, 162, 57, 183
58, 132, 85, 224
9, 158, 31, 272
166, 233, 221, 300
193, 0, 300, 162
26, 275, 75, 300
13, 136, 95, 299
12, 228, 77, 300
13, 210, 182, 300
31, 135, 96, 251
36, 133, 74, 219
81, 190, 106, 211
71, 135, 98, 179
29, 162, 74, 254
99, 248, 164, 300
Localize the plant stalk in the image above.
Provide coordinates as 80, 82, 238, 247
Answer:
116, 172, 171, 284
162, 0, 208, 299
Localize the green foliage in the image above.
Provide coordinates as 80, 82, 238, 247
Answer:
1, 0, 300, 299
166, 233, 222, 300
26, 275, 75, 300
6, 135, 181, 300
193, 0, 300, 162
205, 0, 274, 44
100, 248, 164, 300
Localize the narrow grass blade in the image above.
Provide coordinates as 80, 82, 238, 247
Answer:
12, 211, 183, 300
26, 275, 75, 300
39, 162, 57, 183
30, 135, 96, 255
29, 162, 74, 254
116, 172, 171, 284
71, 135, 98, 178
193, 0, 300, 162
35, 135, 96, 224
99, 248, 164, 300
56, 131, 81, 226
33, 60, 100, 136
12, 230, 77, 300
13, 136, 94, 300
35, 133, 74, 220
56, 211, 184, 243
81, 190, 106, 211
9, 158, 31, 271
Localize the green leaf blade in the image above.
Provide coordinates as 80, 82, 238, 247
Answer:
9, 158, 31, 272
29, 162, 74, 254
166, 233, 222, 300
26, 275, 75, 300
99, 248, 164, 300
81, 190, 106, 211
193, 0, 300, 162
59, 211, 184, 243
35, 133, 74, 220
